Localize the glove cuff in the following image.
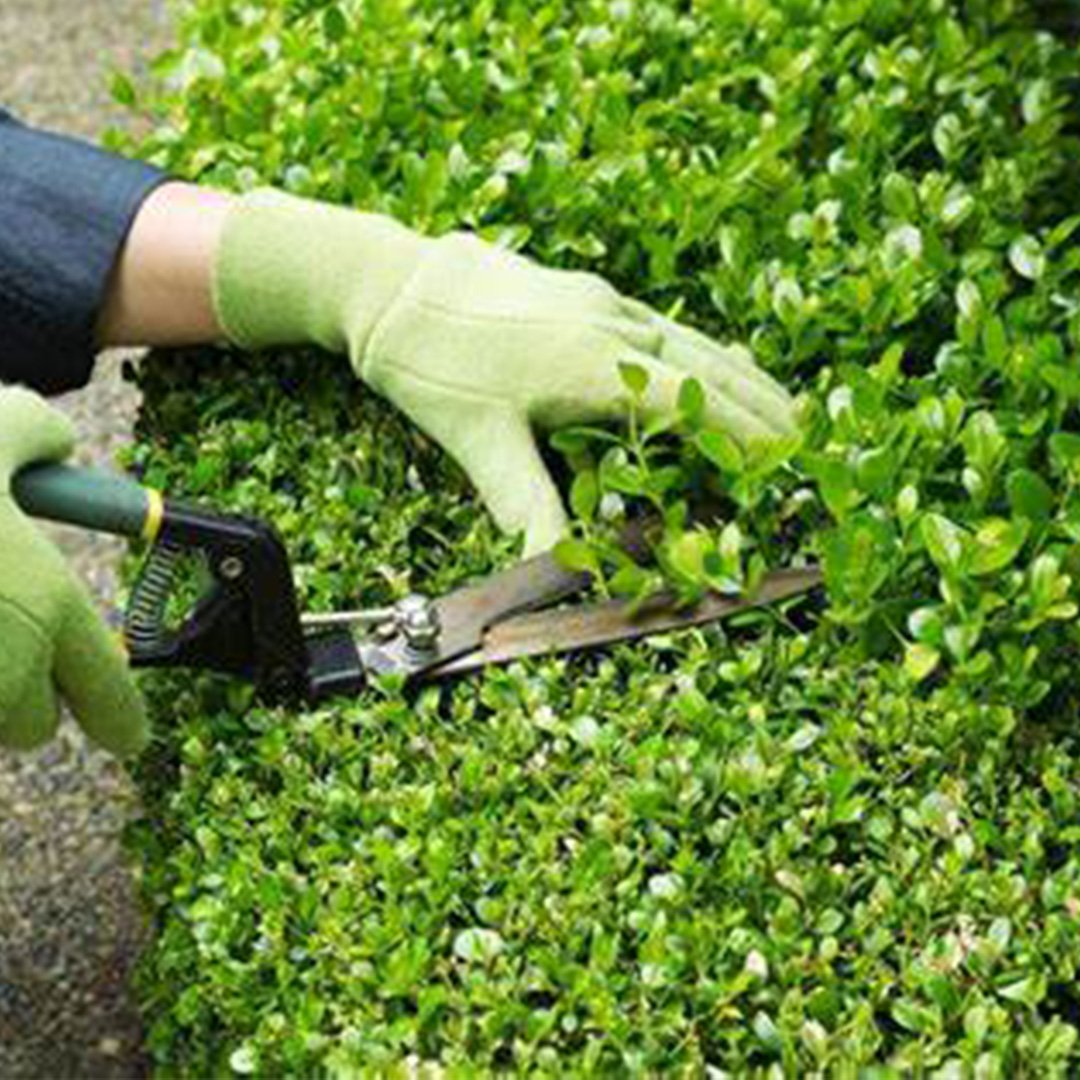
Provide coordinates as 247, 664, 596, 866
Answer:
211, 189, 427, 358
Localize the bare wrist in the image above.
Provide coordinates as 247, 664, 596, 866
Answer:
95, 181, 234, 348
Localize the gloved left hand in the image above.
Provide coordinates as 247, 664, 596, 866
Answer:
212, 191, 797, 555
0, 387, 148, 755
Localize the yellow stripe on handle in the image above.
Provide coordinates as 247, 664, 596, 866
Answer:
142, 488, 165, 543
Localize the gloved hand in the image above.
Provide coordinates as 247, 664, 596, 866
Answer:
0, 387, 147, 755
212, 191, 796, 554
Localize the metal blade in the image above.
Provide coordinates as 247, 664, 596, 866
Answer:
424, 565, 822, 678
431, 553, 588, 664
430, 521, 654, 665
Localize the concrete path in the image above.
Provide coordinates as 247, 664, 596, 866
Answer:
0, 3, 172, 1076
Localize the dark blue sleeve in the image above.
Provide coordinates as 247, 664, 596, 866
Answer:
0, 108, 170, 394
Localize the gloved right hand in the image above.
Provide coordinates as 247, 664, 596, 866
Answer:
212, 191, 798, 555
0, 387, 147, 756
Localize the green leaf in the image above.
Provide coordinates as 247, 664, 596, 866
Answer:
772, 277, 805, 327
904, 642, 941, 682
752, 1010, 782, 1051
677, 377, 705, 428
550, 426, 620, 454
608, 563, 658, 600
854, 447, 895, 498
618, 361, 649, 398
997, 974, 1046, 1007
745, 433, 800, 474
908, 605, 945, 646
804, 453, 861, 521
1037, 1021, 1078, 1062
322, 5, 348, 42
553, 538, 599, 575
1022, 78, 1052, 124
229, 1046, 257, 1075
892, 997, 938, 1034
665, 529, 710, 583
1007, 469, 1054, 523
1009, 235, 1046, 281
569, 470, 599, 521
110, 72, 137, 108
961, 411, 1005, 479
1028, 554, 1075, 620
982, 316, 1008, 366
696, 430, 744, 473
601, 462, 647, 496
968, 518, 1029, 576
644, 465, 686, 497
821, 513, 895, 610
956, 279, 982, 322
921, 514, 967, 575
964, 1005, 990, 1042
932, 113, 963, 162
941, 186, 975, 230
1049, 433, 1080, 479
453, 927, 505, 963
882, 172, 918, 219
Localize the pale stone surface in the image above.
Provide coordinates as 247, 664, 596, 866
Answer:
0, 3, 172, 1076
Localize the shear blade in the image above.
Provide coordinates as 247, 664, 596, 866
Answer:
424, 565, 822, 679
430, 518, 654, 666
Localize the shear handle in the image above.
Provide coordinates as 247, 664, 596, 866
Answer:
13, 463, 158, 539
129, 501, 316, 700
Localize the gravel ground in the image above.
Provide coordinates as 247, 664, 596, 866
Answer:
0, 3, 173, 1077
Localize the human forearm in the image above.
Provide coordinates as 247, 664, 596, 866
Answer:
94, 181, 232, 347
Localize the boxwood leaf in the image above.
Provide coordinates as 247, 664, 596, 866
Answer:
1007, 469, 1054, 523
1009, 235, 1046, 281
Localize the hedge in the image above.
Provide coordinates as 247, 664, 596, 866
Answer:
114, 0, 1080, 1073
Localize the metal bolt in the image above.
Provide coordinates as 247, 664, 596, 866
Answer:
219, 556, 245, 580
396, 594, 440, 652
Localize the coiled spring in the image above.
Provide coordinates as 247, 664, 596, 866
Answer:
125, 542, 182, 655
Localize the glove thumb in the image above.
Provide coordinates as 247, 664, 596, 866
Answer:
0, 387, 75, 478
54, 584, 149, 757
406, 395, 568, 556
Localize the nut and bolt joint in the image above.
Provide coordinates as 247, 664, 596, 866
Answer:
396, 594, 441, 654
219, 556, 246, 581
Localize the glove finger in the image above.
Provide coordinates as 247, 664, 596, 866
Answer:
0, 387, 76, 474
572, 350, 784, 444
616, 298, 795, 429
615, 294, 662, 326
660, 324, 796, 432
617, 296, 764, 380
539, 265, 623, 308
413, 397, 568, 556
0, 607, 60, 750
456, 410, 569, 557
664, 318, 792, 405
664, 335, 797, 437
53, 587, 149, 758
593, 316, 665, 357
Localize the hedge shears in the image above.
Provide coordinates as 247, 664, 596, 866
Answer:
13, 464, 822, 703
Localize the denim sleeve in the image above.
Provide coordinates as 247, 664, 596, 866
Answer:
0, 108, 170, 394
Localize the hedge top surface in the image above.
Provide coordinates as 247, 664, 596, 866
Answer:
116, 0, 1080, 1074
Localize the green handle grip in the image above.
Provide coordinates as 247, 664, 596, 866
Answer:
12, 463, 160, 540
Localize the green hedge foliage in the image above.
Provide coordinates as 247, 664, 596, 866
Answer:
116, 0, 1080, 1073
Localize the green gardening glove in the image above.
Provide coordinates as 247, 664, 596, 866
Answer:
0, 387, 148, 756
213, 191, 797, 555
